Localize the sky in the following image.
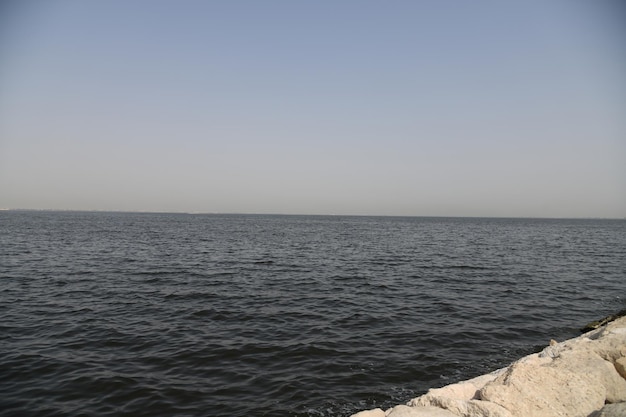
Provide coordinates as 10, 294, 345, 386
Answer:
1, 1, 625, 218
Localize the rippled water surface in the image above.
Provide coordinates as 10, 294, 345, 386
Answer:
1, 212, 625, 416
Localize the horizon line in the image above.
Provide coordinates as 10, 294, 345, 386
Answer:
2, 208, 624, 221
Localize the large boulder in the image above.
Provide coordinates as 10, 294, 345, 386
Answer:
551, 349, 626, 403
589, 326, 626, 363
406, 367, 515, 417
407, 368, 506, 404
478, 360, 605, 417
416, 382, 480, 402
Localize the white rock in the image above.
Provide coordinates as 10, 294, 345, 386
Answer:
479, 361, 605, 417
465, 368, 506, 389
552, 349, 626, 403
593, 317, 626, 362
593, 336, 626, 363
407, 368, 508, 407
386, 404, 459, 417
351, 408, 386, 417
519, 351, 554, 366
416, 382, 480, 402
409, 395, 512, 417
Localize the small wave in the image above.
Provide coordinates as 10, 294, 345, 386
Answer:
164, 291, 218, 301
252, 259, 275, 265
187, 307, 257, 323
2, 213, 624, 417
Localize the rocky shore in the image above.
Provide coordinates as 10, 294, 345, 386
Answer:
351, 315, 626, 417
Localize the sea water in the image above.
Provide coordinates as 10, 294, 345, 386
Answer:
1, 211, 624, 416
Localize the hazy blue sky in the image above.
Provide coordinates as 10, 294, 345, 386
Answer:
1, 1, 625, 217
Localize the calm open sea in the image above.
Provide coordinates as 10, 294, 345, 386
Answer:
1, 211, 624, 416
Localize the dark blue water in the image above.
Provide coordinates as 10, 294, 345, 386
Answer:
1, 212, 625, 416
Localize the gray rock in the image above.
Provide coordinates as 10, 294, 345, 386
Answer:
589, 402, 626, 417
615, 357, 626, 380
